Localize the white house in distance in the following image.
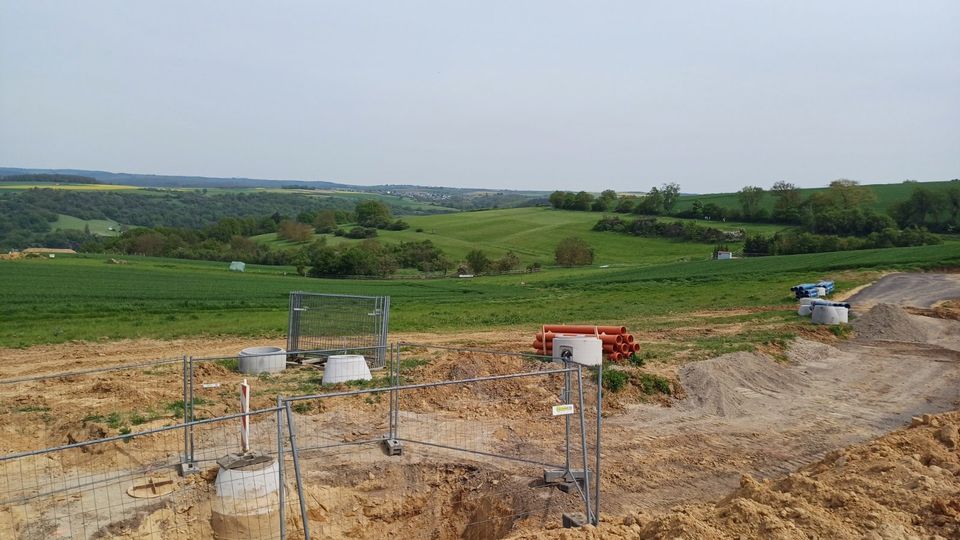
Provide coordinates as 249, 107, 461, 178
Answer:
229, 261, 246, 272
716, 251, 733, 260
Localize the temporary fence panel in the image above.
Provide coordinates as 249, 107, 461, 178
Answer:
0, 408, 305, 540
0, 357, 187, 453
280, 343, 598, 537
287, 293, 390, 370
0, 342, 602, 538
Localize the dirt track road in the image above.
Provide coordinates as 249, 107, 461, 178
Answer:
599, 273, 960, 514
846, 272, 960, 312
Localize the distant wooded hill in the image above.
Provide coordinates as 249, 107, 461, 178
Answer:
0, 173, 101, 184
0, 167, 549, 210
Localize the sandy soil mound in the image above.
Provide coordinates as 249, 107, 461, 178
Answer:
677, 352, 804, 417
511, 411, 960, 539
853, 303, 929, 342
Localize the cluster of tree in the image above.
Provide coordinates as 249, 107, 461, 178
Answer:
554, 236, 594, 266
303, 239, 449, 277
353, 200, 408, 230
0, 197, 58, 248
86, 222, 293, 265
548, 183, 681, 215
0, 173, 101, 184
682, 180, 960, 236
743, 227, 941, 256
593, 216, 742, 243
461, 249, 523, 274
890, 183, 960, 232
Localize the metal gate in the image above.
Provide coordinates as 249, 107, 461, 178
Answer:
287, 292, 390, 369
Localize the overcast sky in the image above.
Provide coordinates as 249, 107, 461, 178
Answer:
1, 1, 957, 192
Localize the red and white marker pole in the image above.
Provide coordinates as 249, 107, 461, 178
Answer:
240, 378, 250, 453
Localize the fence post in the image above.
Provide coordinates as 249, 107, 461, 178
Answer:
394, 342, 401, 440
276, 397, 286, 540
178, 356, 199, 475
594, 364, 603, 525
379, 296, 391, 369
188, 355, 195, 464
564, 361, 571, 473
388, 343, 396, 440
287, 292, 299, 355
576, 364, 593, 524
181, 355, 189, 468
284, 400, 311, 540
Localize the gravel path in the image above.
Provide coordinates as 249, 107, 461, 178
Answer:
846, 272, 960, 312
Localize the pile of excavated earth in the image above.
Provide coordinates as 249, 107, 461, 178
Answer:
515, 411, 960, 539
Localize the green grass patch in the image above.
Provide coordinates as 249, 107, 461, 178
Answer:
217, 358, 239, 371
602, 368, 629, 392
830, 324, 853, 339
106, 412, 124, 429
0, 242, 958, 348
52, 214, 122, 236
637, 373, 672, 395
15, 405, 50, 413
400, 358, 430, 370
164, 397, 209, 418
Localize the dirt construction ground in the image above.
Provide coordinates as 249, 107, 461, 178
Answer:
2, 272, 960, 539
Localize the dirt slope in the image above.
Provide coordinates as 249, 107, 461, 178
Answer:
512, 411, 960, 539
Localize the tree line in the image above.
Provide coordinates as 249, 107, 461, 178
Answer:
0, 173, 102, 184
549, 183, 681, 214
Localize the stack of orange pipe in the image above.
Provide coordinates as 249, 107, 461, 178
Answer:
532, 325, 639, 362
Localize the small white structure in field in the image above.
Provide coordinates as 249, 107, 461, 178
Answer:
229, 261, 246, 272
238, 346, 286, 374
323, 355, 372, 384
716, 251, 733, 260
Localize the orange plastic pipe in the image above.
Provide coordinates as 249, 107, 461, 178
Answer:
542, 325, 627, 335
534, 341, 619, 354
633, 343, 640, 352
536, 332, 622, 345
624, 334, 635, 344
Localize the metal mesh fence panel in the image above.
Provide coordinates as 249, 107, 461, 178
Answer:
0, 409, 295, 540
0, 357, 187, 454
287, 293, 389, 370
0, 342, 602, 538
281, 346, 594, 538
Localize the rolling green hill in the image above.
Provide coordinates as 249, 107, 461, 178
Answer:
253, 207, 790, 266
675, 180, 960, 214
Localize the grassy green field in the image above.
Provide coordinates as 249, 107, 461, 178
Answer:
3, 243, 959, 348
254, 207, 790, 266
675, 180, 960, 214
52, 214, 122, 236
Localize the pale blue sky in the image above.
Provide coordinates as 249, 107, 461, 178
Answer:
1, 1, 957, 192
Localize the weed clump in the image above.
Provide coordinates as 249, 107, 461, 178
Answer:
830, 324, 852, 339
638, 373, 672, 395
602, 368, 629, 392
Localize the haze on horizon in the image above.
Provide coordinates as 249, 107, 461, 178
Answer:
1, 1, 957, 193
